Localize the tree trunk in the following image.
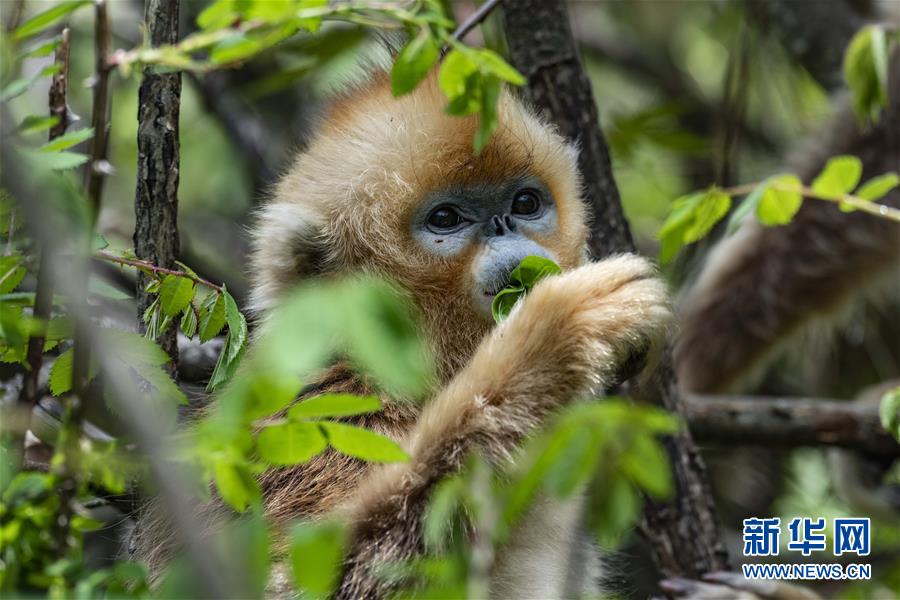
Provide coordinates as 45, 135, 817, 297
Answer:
502, 0, 730, 579
134, 0, 182, 368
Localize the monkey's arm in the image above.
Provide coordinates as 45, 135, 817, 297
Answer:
334, 256, 670, 598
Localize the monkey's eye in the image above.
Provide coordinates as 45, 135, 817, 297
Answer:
426, 206, 464, 231
511, 189, 541, 216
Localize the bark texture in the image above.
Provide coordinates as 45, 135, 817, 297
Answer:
502, 0, 730, 579
134, 0, 182, 366
502, 0, 633, 258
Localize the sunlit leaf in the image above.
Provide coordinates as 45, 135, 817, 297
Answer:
854, 172, 899, 202
811, 156, 863, 199
321, 422, 408, 463
213, 460, 260, 512
757, 174, 803, 226
159, 275, 195, 318
879, 386, 900, 442
391, 29, 440, 96
257, 421, 328, 465
199, 291, 226, 342
288, 393, 382, 419
49, 347, 73, 396
12, 0, 91, 42
38, 127, 94, 153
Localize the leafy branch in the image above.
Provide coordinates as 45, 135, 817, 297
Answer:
95, 250, 223, 292
659, 154, 900, 263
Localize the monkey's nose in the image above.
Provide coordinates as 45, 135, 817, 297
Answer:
489, 214, 516, 236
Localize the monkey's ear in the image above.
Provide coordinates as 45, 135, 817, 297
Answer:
248, 202, 330, 315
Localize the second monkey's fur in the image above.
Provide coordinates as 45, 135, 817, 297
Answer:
134, 72, 670, 598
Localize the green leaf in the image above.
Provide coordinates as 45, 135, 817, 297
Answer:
811, 156, 863, 199
102, 328, 171, 366
288, 393, 382, 420
49, 348, 73, 396
197, 0, 238, 30
38, 127, 94, 153
471, 48, 526, 85
391, 29, 440, 96
17, 115, 60, 135
423, 475, 465, 551
257, 422, 328, 466
199, 292, 226, 341
159, 275, 195, 318
290, 521, 347, 599
491, 256, 562, 323
757, 174, 803, 226
213, 460, 260, 512
0, 255, 26, 295
844, 26, 882, 122
620, 435, 672, 499
180, 306, 198, 338
683, 188, 731, 243
321, 422, 408, 463
138, 363, 188, 405
879, 386, 900, 442
474, 76, 501, 153
223, 288, 247, 363
589, 474, 640, 548
35, 150, 89, 171
854, 172, 899, 202
12, 0, 91, 42
726, 180, 768, 235
438, 48, 480, 112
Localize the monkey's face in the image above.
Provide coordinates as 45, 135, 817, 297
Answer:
409, 176, 560, 319
251, 73, 590, 373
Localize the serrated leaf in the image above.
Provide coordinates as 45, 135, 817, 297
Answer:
288, 394, 381, 420
12, 0, 91, 42
257, 422, 328, 466
137, 364, 188, 405
391, 29, 440, 96
199, 292, 226, 342
811, 156, 863, 198
35, 151, 89, 171
757, 174, 803, 226
223, 289, 247, 363
17, 115, 60, 135
0, 256, 26, 295
159, 275, 195, 318
180, 306, 198, 338
321, 422, 408, 463
38, 127, 94, 153
102, 328, 171, 366
49, 348, 73, 396
854, 172, 899, 202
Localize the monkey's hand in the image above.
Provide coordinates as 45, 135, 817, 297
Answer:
335, 255, 669, 599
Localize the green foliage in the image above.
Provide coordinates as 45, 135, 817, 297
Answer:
290, 520, 347, 599
661, 155, 900, 263
320, 422, 408, 463
391, 29, 441, 96
491, 255, 562, 322
843, 25, 900, 123
880, 386, 900, 442
10, 0, 90, 42
158, 275, 195, 317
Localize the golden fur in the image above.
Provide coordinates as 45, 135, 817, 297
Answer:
135, 72, 670, 599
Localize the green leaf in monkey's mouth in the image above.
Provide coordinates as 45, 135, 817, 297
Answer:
491, 255, 562, 323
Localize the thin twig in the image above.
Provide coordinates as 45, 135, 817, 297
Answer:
11, 28, 73, 473
83, 0, 112, 224
451, 0, 502, 42
721, 182, 900, 222
96, 250, 224, 292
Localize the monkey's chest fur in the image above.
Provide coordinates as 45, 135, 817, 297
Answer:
260, 368, 602, 599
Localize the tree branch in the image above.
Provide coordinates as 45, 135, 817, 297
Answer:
502, 0, 729, 579
685, 394, 899, 458
134, 0, 183, 369
450, 0, 502, 43
83, 0, 112, 223
9, 28, 73, 472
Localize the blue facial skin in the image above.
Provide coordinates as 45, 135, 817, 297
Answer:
410, 176, 559, 318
